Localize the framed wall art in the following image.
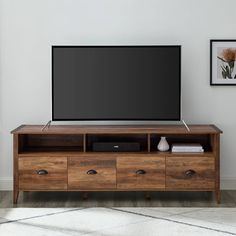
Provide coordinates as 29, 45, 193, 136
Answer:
210, 39, 236, 85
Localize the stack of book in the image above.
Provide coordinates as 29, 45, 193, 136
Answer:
171, 143, 204, 153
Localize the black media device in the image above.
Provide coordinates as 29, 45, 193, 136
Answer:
52, 45, 181, 121
93, 142, 140, 152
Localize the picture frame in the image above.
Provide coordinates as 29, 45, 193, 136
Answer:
210, 39, 236, 85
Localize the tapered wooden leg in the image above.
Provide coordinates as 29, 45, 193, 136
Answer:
13, 190, 19, 204
216, 190, 221, 204
145, 192, 151, 200
13, 134, 19, 204
82, 192, 88, 200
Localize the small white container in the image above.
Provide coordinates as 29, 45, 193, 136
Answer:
157, 136, 169, 151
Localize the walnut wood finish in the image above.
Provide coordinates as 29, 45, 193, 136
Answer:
11, 124, 222, 135
166, 156, 215, 189
18, 134, 84, 153
117, 156, 165, 189
68, 157, 116, 189
19, 157, 67, 190
13, 134, 19, 204
17, 151, 214, 158
11, 124, 222, 204
214, 134, 221, 203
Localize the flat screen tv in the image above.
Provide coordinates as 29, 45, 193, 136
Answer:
52, 46, 181, 121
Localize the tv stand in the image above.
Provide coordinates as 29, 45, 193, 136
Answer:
11, 124, 222, 204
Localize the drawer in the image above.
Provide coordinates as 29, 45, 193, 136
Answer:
166, 156, 215, 189
68, 157, 116, 189
117, 157, 165, 189
18, 157, 67, 190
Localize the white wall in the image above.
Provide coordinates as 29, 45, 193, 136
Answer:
0, 0, 236, 189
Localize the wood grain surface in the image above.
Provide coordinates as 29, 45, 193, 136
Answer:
166, 156, 215, 189
19, 157, 67, 190
117, 156, 165, 189
11, 124, 223, 134
68, 157, 116, 189
12, 124, 222, 204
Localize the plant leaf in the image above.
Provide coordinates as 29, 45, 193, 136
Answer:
225, 66, 232, 79
229, 61, 235, 69
222, 71, 227, 79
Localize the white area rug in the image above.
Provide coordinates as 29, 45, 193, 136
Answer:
0, 208, 236, 235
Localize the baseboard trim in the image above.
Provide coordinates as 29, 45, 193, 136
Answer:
221, 178, 236, 190
0, 177, 13, 190
0, 177, 235, 191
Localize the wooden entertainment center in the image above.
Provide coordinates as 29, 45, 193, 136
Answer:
11, 124, 222, 204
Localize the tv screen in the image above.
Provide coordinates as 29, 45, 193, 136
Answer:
52, 46, 181, 121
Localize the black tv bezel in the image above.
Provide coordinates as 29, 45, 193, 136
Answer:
52, 45, 181, 121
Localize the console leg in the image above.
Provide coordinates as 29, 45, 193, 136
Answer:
215, 190, 221, 204
145, 192, 151, 200
83, 192, 88, 200
13, 190, 19, 204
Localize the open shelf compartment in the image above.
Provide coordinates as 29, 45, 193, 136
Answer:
86, 133, 148, 152
18, 134, 84, 154
150, 133, 213, 153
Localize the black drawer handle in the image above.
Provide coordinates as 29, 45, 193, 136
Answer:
185, 169, 196, 177
36, 169, 48, 175
136, 169, 146, 175
87, 169, 97, 175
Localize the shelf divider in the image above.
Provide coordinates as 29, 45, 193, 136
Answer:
83, 134, 86, 152
147, 133, 151, 152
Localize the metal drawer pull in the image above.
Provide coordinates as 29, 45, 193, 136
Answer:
136, 169, 146, 175
36, 169, 48, 175
87, 169, 97, 175
185, 169, 196, 177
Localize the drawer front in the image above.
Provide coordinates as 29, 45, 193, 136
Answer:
166, 156, 215, 189
68, 157, 116, 189
19, 157, 67, 190
117, 157, 165, 189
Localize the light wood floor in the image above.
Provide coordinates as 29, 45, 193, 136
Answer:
1, 191, 236, 207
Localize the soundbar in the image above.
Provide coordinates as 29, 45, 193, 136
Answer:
92, 142, 140, 152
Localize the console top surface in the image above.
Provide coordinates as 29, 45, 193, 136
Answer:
11, 124, 222, 134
